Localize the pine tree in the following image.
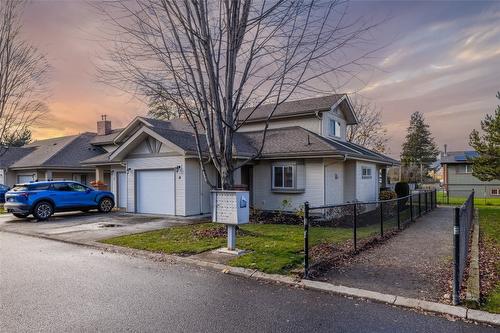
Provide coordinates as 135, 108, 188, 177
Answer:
468, 92, 500, 181
400, 112, 439, 176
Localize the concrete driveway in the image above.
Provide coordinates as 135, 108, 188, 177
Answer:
0, 210, 207, 244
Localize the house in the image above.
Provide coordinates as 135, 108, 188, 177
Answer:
0, 133, 104, 187
441, 148, 500, 198
1, 94, 398, 216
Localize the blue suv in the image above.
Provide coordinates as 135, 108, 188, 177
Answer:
4, 181, 115, 221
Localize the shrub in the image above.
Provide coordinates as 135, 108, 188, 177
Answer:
379, 190, 397, 201
395, 182, 410, 198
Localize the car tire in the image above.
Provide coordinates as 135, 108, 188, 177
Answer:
98, 197, 114, 213
33, 201, 53, 221
13, 213, 29, 219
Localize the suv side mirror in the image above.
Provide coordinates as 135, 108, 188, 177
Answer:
85, 188, 92, 193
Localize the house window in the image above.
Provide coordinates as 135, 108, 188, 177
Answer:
273, 165, 294, 189
457, 164, 473, 173
362, 167, 372, 179
492, 189, 500, 196
329, 119, 341, 138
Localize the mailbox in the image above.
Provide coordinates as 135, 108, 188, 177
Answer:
212, 190, 249, 225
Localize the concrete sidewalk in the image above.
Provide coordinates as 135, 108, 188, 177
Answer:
324, 206, 454, 302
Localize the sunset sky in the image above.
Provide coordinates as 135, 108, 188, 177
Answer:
21, 0, 500, 159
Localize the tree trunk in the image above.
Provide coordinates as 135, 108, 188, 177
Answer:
220, 164, 234, 190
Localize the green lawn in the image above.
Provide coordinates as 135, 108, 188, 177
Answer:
478, 207, 500, 313
102, 222, 378, 275
436, 192, 500, 207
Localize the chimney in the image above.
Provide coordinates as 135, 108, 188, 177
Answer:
443, 144, 448, 157
97, 115, 112, 136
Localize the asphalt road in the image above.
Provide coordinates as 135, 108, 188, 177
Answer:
0, 232, 496, 333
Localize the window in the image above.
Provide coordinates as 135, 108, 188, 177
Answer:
329, 119, 341, 138
457, 164, 473, 173
52, 183, 72, 192
69, 183, 88, 192
273, 165, 294, 189
492, 189, 500, 196
28, 183, 51, 191
362, 167, 372, 179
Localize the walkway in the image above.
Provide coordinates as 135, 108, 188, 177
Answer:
324, 206, 454, 302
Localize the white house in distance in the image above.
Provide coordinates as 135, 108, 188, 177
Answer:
0, 94, 398, 216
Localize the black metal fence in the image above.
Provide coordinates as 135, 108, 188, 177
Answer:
303, 189, 437, 278
452, 190, 475, 305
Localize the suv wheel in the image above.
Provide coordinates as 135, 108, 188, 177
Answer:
98, 197, 114, 213
33, 201, 53, 221
13, 213, 29, 219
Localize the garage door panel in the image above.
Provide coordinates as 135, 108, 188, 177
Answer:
136, 170, 175, 215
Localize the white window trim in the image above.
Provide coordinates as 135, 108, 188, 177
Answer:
329, 119, 341, 138
362, 166, 372, 179
272, 165, 295, 189
457, 164, 473, 173
491, 188, 500, 196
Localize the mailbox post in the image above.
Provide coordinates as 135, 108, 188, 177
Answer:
212, 190, 249, 253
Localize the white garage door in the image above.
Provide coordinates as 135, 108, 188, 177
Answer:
136, 169, 175, 215
17, 175, 34, 184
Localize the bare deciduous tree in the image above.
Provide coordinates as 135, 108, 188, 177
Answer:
97, 0, 383, 189
346, 97, 389, 153
0, 0, 49, 154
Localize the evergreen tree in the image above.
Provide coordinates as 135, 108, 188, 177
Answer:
400, 112, 439, 177
2, 129, 32, 147
468, 92, 500, 181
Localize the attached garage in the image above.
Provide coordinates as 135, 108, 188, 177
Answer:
135, 169, 175, 215
17, 174, 35, 184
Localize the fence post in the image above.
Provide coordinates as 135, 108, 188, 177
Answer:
410, 194, 413, 222
380, 201, 384, 237
303, 202, 310, 278
447, 189, 449, 205
418, 192, 422, 217
397, 198, 401, 230
453, 206, 461, 305
425, 191, 428, 213
471, 189, 475, 221
353, 203, 357, 252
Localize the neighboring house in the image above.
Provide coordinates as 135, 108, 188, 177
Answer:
0, 147, 35, 186
0, 94, 398, 216
0, 133, 105, 187
441, 150, 500, 198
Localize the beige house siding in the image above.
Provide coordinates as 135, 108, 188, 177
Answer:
447, 164, 500, 197
238, 116, 321, 134
252, 158, 324, 211
343, 160, 357, 202
184, 159, 216, 215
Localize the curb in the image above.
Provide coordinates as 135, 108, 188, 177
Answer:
2, 229, 499, 327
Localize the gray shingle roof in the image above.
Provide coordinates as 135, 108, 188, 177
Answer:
239, 94, 345, 123
239, 127, 398, 164
0, 147, 36, 169
440, 151, 478, 164
10, 133, 105, 169
89, 128, 123, 145
83, 118, 397, 166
